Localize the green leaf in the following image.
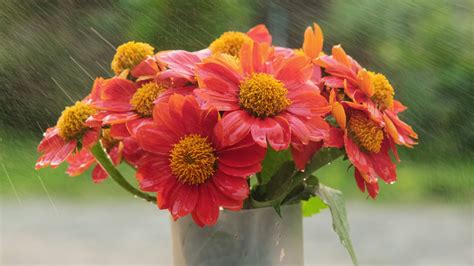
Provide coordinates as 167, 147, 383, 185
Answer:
272, 201, 282, 218
259, 146, 292, 185
316, 184, 358, 266
302, 196, 328, 217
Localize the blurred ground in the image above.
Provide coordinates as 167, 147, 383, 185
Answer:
1, 200, 472, 265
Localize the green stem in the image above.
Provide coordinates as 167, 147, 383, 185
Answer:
90, 142, 156, 203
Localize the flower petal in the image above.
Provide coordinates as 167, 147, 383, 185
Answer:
194, 184, 219, 226
215, 110, 252, 146
212, 171, 249, 200
247, 24, 272, 44
171, 184, 198, 220
291, 141, 323, 170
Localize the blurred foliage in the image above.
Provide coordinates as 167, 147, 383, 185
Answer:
0, 0, 472, 202
0, 0, 261, 132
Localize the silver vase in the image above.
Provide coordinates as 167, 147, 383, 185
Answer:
171, 203, 303, 266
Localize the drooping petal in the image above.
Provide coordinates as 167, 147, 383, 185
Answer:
49, 140, 77, 168
344, 134, 374, 181
66, 148, 95, 176
250, 116, 290, 150
208, 181, 243, 211
212, 171, 249, 200
82, 128, 100, 148
323, 127, 345, 148
291, 141, 323, 170
366, 180, 380, 199
92, 165, 108, 183
194, 184, 219, 226
282, 114, 310, 145
170, 185, 198, 220
305, 116, 330, 142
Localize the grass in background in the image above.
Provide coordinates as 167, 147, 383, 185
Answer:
1, 127, 472, 205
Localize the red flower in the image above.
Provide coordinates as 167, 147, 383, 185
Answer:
134, 94, 265, 226
87, 76, 191, 139
195, 41, 330, 169
36, 100, 99, 170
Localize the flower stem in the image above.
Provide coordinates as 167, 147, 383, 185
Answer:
251, 148, 345, 208
90, 141, 156, 203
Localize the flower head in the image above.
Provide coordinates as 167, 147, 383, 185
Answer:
210, 31, 252, 57
196, 41, 330, 168
87, 77, 188, 139
36, 100, 99, 170
209, 24, 272, 58
111, 41, 154, 75
135, 94, 265, 226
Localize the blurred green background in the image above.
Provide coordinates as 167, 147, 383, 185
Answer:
1, 0, 472, 204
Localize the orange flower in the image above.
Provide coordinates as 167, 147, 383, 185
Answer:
327, 90, 395, 198
318, 45, 417, 149
195, 41, 330, 169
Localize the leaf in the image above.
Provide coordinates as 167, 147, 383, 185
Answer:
302, 196, 328, 217
316, 184, 358, 266
282, 174, 319, 204
259, 146, 292, 185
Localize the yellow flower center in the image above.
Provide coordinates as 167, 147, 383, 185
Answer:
130, 82, 166, 117
111, 41, 154, 75
209, 31, 252, 57
348, 111, 384, 153
169, 134, 217, 185
239, 73, 292, 118
57, 101, 96, 140
369, 71, 394, 110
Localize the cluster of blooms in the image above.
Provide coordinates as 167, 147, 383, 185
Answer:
36, 23, 417, 226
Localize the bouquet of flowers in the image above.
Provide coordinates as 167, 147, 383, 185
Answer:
36, 23, 417, 262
